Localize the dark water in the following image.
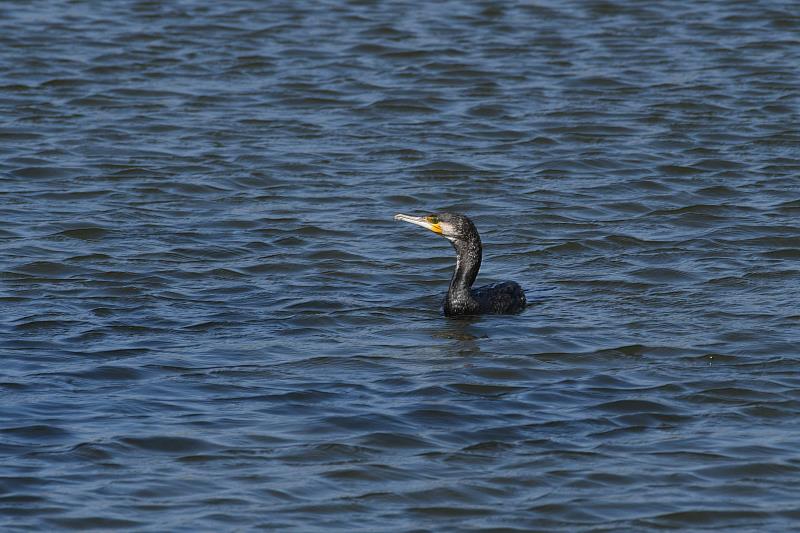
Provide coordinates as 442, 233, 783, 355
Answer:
2, 0, 800, 530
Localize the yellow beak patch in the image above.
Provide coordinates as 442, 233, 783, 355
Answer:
426, 216, 443, 234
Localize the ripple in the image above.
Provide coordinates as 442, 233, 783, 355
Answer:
48, 517, 145, 529
10, 167, 83, 179
1, 425, 72, 440
54, 227, 108, 240
121, 436, 219, 454
362, 98, 439, 114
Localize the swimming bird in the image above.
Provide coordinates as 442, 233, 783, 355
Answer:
394, 213, 526, 316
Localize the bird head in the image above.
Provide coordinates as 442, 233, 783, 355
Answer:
394, 212, 477, 243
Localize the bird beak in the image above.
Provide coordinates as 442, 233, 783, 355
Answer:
394, 213, 443, 235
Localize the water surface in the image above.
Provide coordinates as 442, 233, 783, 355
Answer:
2, 0, 800, 530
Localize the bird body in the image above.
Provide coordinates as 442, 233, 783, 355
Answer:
394, 212, 526, 317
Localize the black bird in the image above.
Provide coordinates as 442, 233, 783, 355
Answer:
394, 212, 526, 316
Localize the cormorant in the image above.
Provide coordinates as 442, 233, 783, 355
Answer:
394, 212, 526, 316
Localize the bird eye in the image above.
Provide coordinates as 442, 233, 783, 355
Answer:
427, 215, 439, 224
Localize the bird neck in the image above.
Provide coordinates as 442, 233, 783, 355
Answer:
448, 235, 482, 297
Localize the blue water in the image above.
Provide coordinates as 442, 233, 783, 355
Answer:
2, 1, 800, 530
